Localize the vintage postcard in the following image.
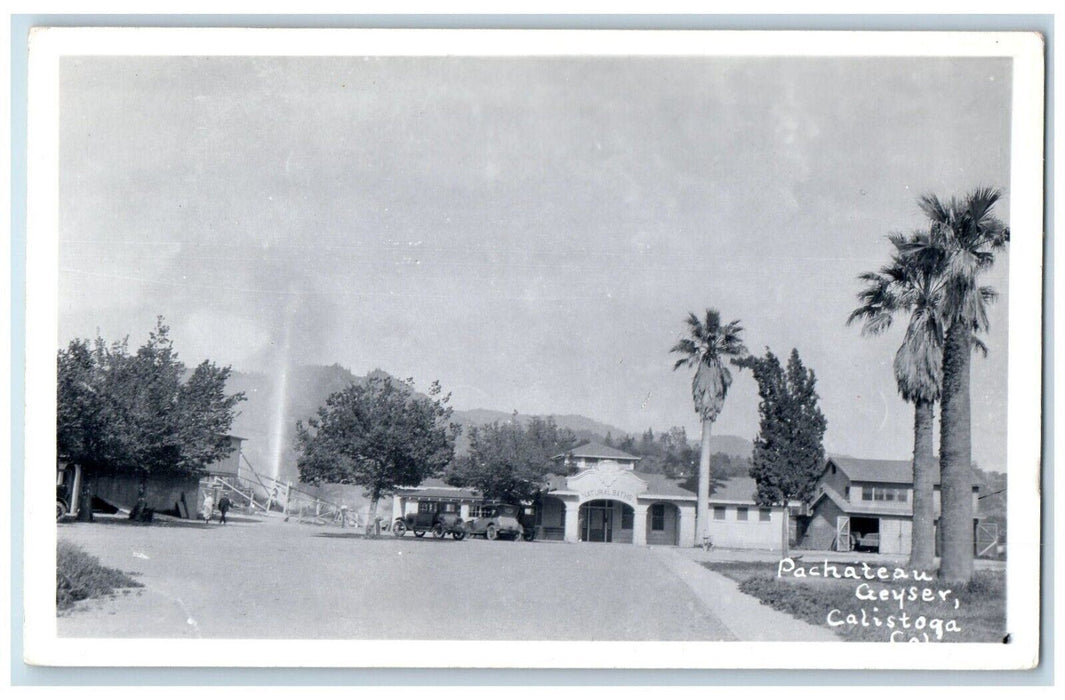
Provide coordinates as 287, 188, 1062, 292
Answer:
22, 28, 1044, 670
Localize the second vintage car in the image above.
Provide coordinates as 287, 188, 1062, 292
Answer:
465, 502, 524, 541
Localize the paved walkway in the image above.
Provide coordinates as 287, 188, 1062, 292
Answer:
653, 548, 839, 642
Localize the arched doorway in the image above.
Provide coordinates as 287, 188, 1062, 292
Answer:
536, 495, 567, 541
645, 502, 681, 546
578, 499, 635, 543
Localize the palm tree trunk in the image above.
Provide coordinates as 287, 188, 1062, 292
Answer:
697, 420, 712, 545
939, 324, 975, 582
909, 398, 936, 572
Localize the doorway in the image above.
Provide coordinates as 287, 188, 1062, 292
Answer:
580, 500, 613, 542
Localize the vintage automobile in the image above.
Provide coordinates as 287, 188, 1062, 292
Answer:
466, 502, 524, 541
392, 500, 467, 540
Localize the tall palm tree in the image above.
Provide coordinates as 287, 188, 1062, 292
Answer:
671, 309, 747, 546
849, 231, 947, 571
905, 188, 1009, 582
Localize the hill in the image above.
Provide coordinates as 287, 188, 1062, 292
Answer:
224, 364, 753, 483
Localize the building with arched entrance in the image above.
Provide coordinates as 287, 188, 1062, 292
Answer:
394, 442, 792, 550
540, 442, 697, 546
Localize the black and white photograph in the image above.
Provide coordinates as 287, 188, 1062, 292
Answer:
22, 28, 1044, 670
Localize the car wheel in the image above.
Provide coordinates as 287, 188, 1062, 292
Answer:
513, 531, 523, 542
486, 524, 498, 540
414, 529, 426, 538
523, 529, 535, 542
56, 500, 66, 522
392, 520, 407, 537
432, 523, 445, 538
452, 530, 466, 541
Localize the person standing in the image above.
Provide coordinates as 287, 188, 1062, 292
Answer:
202, 492, 215, 525
218, 494, 232, 525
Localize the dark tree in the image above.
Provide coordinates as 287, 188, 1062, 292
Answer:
57, 318, 245, 493
295, 375, 459, 532
735, 349, 827, 508
446, 416, 577, 503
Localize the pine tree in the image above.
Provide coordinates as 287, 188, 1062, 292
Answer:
735, 348, 827, 507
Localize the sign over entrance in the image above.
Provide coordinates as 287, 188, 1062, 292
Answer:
567, 462, 648, 507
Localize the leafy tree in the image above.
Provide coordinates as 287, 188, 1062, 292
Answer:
57, 319, 245, 496
446, 416, 577, 503
295, 375, 459, 533
849, 230, 947, 571
904, 188, 1008, 582
735, 349, 827, 508
671, 309, 748, 544
659, 426, 699, 478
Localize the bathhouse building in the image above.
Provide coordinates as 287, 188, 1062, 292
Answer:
394, 442, 789, 549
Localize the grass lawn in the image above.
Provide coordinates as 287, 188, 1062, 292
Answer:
704, 560, 1005, 643
57, 540, 143, 612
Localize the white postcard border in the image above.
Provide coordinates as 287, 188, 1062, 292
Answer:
23, 27, 1046, 670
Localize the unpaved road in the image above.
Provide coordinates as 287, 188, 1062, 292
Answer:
58, 516, 734, 640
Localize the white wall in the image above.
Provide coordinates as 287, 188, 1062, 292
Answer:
879, 517, 912, 555
706, 504, 785, 550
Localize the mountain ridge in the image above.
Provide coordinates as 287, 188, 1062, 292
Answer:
226, 364, 753, 483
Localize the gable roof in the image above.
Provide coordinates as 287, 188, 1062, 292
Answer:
633, 471, 697, 499
829, 456, 927, 485
827, 456, 982, 490
555, 442, 641, 462
395, 478, 481, 501
709, 475, 775, 505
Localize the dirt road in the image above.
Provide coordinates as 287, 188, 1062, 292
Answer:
57, 516, 735, 640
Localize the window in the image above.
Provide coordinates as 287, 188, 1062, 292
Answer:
622, 507, 634, 529
737, 507, 748, 521
651, 504, 665, 531
417, 501, 437, 514
713, 506, 726, 520
759, 508, 771, 521
865, 486, 909, 502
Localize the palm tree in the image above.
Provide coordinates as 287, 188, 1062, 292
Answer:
849, 231, 947, 571
905, 188, 1009, 582
671, 309, 747, 546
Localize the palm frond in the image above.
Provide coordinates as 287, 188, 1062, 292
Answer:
672, 308, 746, 417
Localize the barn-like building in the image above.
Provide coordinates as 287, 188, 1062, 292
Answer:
800, 456, 981, 555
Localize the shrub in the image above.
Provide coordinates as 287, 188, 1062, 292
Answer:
57, 541, 142, 611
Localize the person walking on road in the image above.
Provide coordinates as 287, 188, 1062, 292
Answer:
218, 494, 232, 525
202, 493, 215, 525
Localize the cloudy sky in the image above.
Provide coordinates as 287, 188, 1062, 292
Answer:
58, 54, 1012, 469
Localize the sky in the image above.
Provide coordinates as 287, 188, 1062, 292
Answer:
58, 55, 1013, 470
